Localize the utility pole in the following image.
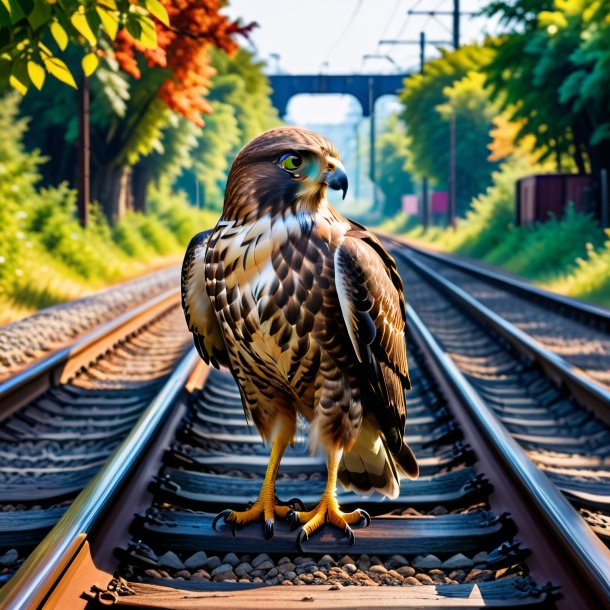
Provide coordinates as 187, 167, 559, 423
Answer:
449, 0, 459, 228
368, 76, 377, 212
379, 34, 450, 230
403, 1, 475, 228
77, 75, 90, 228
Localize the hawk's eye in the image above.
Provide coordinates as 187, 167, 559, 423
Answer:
278, 153, 302, 172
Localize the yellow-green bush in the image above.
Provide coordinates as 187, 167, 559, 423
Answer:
0, 94, 220, 322
383, 156, 610, 307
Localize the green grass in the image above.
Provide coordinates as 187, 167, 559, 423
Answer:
0, 93, 220, 324
380, 156, 610, 309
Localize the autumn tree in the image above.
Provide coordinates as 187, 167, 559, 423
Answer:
15, 0, 253, 220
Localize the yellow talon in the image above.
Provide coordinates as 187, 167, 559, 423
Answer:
212, 434, 296, 539
290, 450, 371, 551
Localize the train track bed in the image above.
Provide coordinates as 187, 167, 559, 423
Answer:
2, 244, 610, 608
0, 305, 190, 586
115, 359, 525, 594
11, 332, 590, 608
390, 247, 610, 546
393, 240, 610, 388
0, 266, 180, 381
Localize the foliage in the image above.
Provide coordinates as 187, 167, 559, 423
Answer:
484, 0, 610, 179
375, 114, 415, 217
399, 45, 498, 217
397, 154, 608, 307
0, 0, 165, 92
113, 0, 254, 127
0, 93, 213, 321
174, 47, 279, 210
422, 156, 535, 258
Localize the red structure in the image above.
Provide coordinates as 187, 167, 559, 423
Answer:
516, 174, 593, 225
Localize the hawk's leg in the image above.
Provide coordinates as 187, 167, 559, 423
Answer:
288, 449, 371, 551
212, 433, 301, 540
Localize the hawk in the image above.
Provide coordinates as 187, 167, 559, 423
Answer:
182, 126, 418, 548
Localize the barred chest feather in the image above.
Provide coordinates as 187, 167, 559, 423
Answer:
205, 209, 348, 389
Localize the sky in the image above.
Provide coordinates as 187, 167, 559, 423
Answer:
225, 0, 501, 124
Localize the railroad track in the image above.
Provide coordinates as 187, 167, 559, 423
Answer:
1, 241, 610, 608
0, 286, 189, 586
1, 261, 609, 607
384, 239, 610, 547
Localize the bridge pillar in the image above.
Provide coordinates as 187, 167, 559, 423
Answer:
368, 77, 377, 210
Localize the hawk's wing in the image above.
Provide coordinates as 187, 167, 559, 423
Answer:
181, 231, 229, 369
334, 224, 411, 453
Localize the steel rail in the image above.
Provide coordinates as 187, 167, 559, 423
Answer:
0, 348, 199, 610
0, 287, 181, 421
398, 250, 610, 426
388, 236, 610, 329
407, 304, 610, 607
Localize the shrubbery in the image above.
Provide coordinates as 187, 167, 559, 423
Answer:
388, 156, 610, 307
0, 94, 218, 323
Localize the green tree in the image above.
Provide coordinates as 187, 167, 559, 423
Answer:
174, 47, 279, 210
399, 45, 497, 217
484, 0, 610, 207
376, 114, 415, 217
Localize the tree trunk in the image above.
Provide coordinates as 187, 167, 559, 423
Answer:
91, 162, 132, 224
132, 161, 152, 213
587, 140, 610, 225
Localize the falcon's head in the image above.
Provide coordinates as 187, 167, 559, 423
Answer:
222, 126, 348, 220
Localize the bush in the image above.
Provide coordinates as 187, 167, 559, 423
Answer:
0, 93, 222, 322
380, 153, 610, 307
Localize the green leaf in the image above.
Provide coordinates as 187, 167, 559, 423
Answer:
42, 54, 77, 88
71, 11, 96, 46
82, 52, 99, 77
125, 17, 142, 41
50, 21, 68, 50
138, 15, 157, 49
96, 7, 119, 40
27, 59, 45, 89
591, 123, 610, 147
7, 0, 25, 23
25, 1, 51, 30
10, 59, 29, 93
145, 0, 169, 26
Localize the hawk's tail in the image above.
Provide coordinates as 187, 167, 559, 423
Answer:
338, 416, 418, 499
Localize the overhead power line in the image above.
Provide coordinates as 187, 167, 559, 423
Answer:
323, 0, 365, 66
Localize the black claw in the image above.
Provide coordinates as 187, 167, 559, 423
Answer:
212, 509, 232, 532
287, 497, 306, 512
264, 518, 275, 540
358, 509, 372, 527
231, 522, 237, 538
296, 528, 308, 553
345, 524, 355, 545
286, 510, 300, 530
276, 495, 307, 512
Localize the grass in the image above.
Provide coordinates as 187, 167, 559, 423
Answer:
380, 156, 610, 309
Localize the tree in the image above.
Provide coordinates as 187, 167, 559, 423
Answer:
0, 0, 165, 92
16, 0, 253, 221
376, 114, 415, 218
399, 45, 497, 217
484, 0, 610, 211
174, 47, 279, 210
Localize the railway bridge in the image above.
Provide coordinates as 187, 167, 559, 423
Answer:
268, 73, 409, 203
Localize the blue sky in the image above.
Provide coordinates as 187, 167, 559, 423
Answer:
225, 0, 500, 124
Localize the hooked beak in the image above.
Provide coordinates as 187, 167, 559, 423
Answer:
322, 157, 348, 200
